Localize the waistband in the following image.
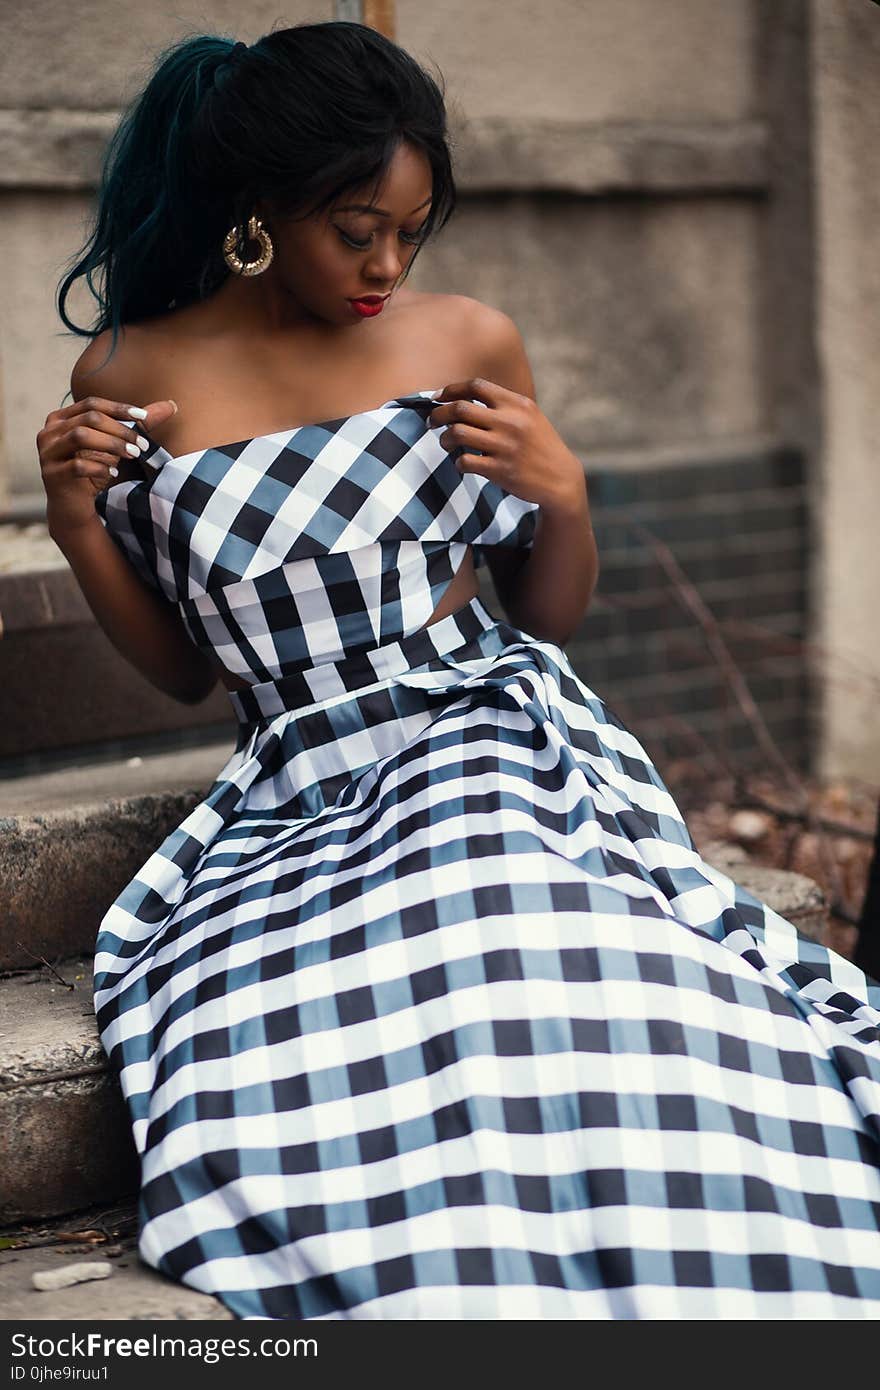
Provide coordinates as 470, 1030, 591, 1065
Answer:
226, 594, 501, 727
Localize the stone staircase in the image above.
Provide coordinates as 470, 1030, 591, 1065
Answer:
0, 536, 832, 1318
0, 743, 833, 1319
0, 743, 239, 1318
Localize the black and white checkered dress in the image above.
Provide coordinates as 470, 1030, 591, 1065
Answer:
93, 390, 880, 1319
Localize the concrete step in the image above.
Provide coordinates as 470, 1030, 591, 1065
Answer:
1, 844, 829, 1225
0, 1198, 233, 1319
0, 739, 236, 971
0, 536, 235, 765
0, 954, 138, 1224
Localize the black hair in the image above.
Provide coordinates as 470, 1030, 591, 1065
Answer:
55, 21, 457, 367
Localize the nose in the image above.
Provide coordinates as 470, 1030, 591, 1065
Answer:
364, 236, 404, 286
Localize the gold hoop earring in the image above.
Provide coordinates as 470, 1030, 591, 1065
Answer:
222, 215, 274, 276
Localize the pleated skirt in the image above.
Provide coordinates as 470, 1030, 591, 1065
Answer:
93, 595, 880, 1319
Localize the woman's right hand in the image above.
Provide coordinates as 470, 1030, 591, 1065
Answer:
38, 396, 178, 538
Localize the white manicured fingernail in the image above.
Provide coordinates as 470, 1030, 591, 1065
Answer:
136, 435, 149, 451
125, 441, 140, 457
123, 419, 137, 428
127, 405, 148, 419
109, 466, 119, 477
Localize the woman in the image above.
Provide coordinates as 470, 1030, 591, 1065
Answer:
41, 23, 880, 1320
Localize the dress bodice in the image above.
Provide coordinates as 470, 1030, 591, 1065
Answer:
94, 389, 539, 684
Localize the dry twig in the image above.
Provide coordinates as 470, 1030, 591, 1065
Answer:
13, 943, 75, 990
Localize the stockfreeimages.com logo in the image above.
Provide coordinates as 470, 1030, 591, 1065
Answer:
10, 1332, 315, 1367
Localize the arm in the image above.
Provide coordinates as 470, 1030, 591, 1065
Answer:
43, 345, 218, 705
473, 307, 599, 646
498, 482, 598, 648
51, 515, 219, 705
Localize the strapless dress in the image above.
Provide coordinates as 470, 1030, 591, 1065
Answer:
92, 389, 880, 1319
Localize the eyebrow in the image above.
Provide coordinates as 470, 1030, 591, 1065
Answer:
333, 194, 433, 218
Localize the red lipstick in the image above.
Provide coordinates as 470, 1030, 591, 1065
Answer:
348, 294, 389, 318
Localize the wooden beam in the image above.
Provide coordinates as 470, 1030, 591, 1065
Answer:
363, 0, 396, 39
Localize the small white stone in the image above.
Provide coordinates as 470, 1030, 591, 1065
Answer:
32, 1262, 113, 1291
729, 809, 773, 843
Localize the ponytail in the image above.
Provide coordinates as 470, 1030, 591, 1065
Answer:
56, 22, 457, 370
57, 36, 245, 366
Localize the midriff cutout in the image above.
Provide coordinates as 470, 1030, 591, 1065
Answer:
214, 546, 479, 693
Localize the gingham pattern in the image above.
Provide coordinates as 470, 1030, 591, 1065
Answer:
93, 392, 880, 1320
95, 391, 537, 683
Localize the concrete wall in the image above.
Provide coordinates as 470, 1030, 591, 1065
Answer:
400, 0, 757, 123
810, 0, 880, 781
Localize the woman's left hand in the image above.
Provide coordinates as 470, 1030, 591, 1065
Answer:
428, 377, 587, 518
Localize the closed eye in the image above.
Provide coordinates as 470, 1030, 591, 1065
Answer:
336, 226, 427, 250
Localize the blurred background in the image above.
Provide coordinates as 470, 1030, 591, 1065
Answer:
1, 1, 878, 955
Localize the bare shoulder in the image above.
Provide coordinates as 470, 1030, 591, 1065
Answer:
69, 323, 156, 406
457, 297, 536, 400
397, 290, 535, 397
68, 325, 168, 483
70, 298, 204, 396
